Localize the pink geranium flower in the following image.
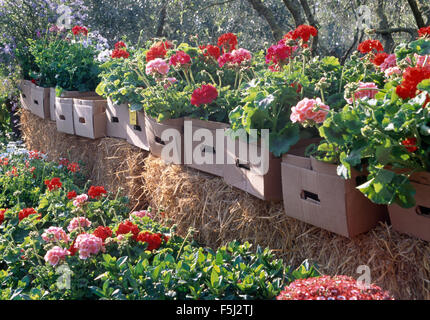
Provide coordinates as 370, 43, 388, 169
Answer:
42, 227, 70, 243
146, 58, 170, 76
67, 217, 92, 232
130, 210, 152, 221
346, 82, 379, 104
379, 54, 397, 71
73, 194, 88, 207
290, 98, 330, 124
44, 246, 70, 266
74, 233, 104, 260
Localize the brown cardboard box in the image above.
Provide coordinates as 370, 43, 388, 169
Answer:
30, 85, 50, 119
281, 155, 388, 238
145, 115, 184, 164
49, 89, 98, 121
55, 97, 75, 135
73, 98, 107, 139
184, 118, 229, 177
126, 110, 149, 150
388, 172, 430, 242
19, 80, 33, 110
223, 135, 282, 201
106, 98, 128, 140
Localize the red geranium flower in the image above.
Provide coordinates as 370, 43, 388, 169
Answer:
285, 25, 318, 44
18, 208, 40, 222
72, 25, 88, 36
358, 40, 384, 54
136, 232, 163, 251
396, 66, 430, 100
146, 41, 173, 62
217, 33, 238, 52
191, 84, 218, 107
199, 45, 221, 60
88, 186, 107, 199
277, 275, 393, 300
169, 50, 191, 67
0, 209, 6, 225
68, 238, 78, 256
116, 221, 140, 241
418, 27, 430, 38
114, 41, 127, 49
44, 177, 62, 191
67, 162, 80, 173
67, 190, 77, 200
371, 52, 389, 66
93, 226, 113, 242
402, 137, 418, 153
111, 48, 130, 59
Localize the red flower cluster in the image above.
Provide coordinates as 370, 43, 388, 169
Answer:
217, 33, 238, 52
136, 232, 163, 251
169, 50, 191, 67
111, 46, 130, 59
290, 82, 303, 94
199, 45, 221, 60
284, 25, 318, 44
276, 275, 394, 300
418, 27, 430, 38
67, 162, 80, 173
93, 226, 113, 242
67, 190, 77, 200
44, 177, 62, 191
18, 208, 40, 222
72, 26, 88, 36
0, 209, 5, 225
114, 41, 126, 49
0, 157, 9, 166
146, 41, 173, 62
371, 52, 389, 66
357, 40, 384, 54
58, 158, 69, 167
265, 42, 296, 71
116, 221, 140, 241
401, 137, 418, 153
88, 186, 107, 199
396, 66, 430, 100
191, 84, 218, 107
28, 150, 44, 160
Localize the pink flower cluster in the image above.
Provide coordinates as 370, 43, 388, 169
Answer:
42, 227, 70, 243
379, 54, 397, 71
44, 246, 70, 266
74, 233, 104, 260
265, 42, 297, 71
346, 82, 379, 104
416, 54, 430, 68
73, 194, 88, 207
130, 210, 152, 221
146, 58, 170, 76
290, 98, 330, 124
384, 67, 402, 78
169, 51, 191, 67
67, 217, 92, 232
218, 48, 252, 68
276, 275, 394, 300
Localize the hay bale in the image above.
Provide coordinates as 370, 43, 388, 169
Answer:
142, 155, 430, 300
19, 110, 430, 299
19, 110, 149, 209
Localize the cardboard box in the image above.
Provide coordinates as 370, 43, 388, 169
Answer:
183, 118, 230, 177
50, 89, 98, 121
388, 172, 430, 242
281, 155, 388, 238
73, 98, 107, 139
106, 98, 128, 140
19, 80, 33, 110
30, 85, 50, 119
223, 135, 282, 201
145, 115, 184, 164
126, 110, 149, 150
55, 97, 75, 135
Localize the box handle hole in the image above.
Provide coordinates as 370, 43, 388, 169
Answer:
235, 159, 250, 171
155, 136, 166, 146
79, 117, 86, 124
111, 116, 119, 123
300, 190, 321, 204
33, 100, 39, 105
416, 206, 430, 218
59, 115, 66, 121
133, 125, 142, 132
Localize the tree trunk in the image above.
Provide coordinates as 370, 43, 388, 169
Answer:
375, 0, 395, 52
156, 0, 168, 37
282, 0, 305, 27
407, 0, 426, 28
246, 0, 284, 41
